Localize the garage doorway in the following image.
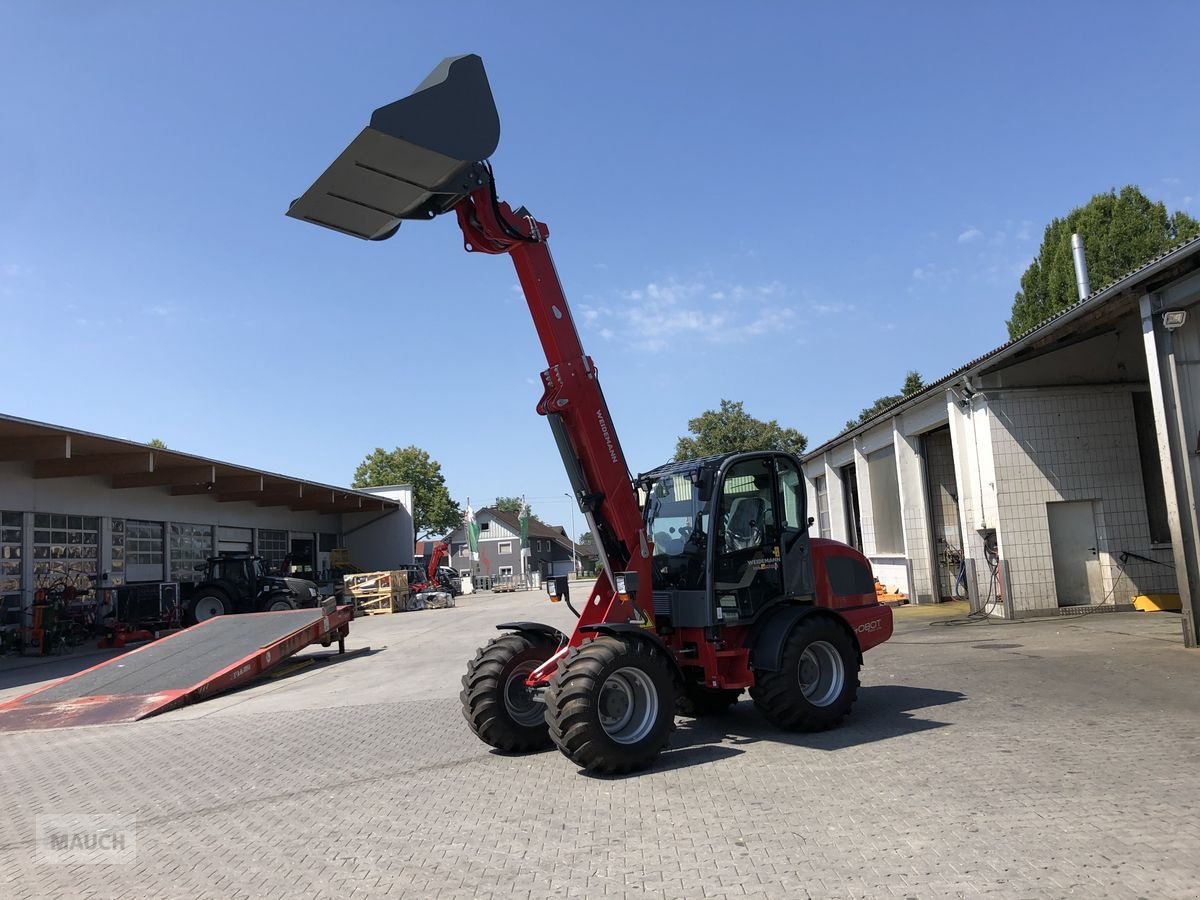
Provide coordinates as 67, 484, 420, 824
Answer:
1047, 500, 1103, 606
289, 535, 316, 579
840, 463, 862, 550
217, 525, 252, 556
922, 426, 965, 600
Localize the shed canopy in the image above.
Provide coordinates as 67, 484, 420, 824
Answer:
0, 414, 396, 514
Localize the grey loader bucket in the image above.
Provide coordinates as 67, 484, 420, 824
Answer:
286, 54, 500, 240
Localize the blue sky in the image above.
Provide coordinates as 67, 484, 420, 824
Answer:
2, 2, 1197, 532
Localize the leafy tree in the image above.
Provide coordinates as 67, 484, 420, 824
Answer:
493, 496, 524, 515
844, 371, 925, 431
1008, 186, 1200, 338
674, 399, 807, 461
147, 438, 167, 449
576, 530, 594, 545
352, 446, 460, 538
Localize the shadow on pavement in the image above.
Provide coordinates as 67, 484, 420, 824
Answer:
669, 684, 965, 756
220, 646, 384, 694
576, 684, 964, 780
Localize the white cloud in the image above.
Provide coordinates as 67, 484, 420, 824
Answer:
807, 300, 855, 315
910, 263, 959, 289
1164, 176, 1182, 186
143, 304, 174, 318
957, 227, 983, 244
1015, 220, 1034, 242
580, 275, 797, 351
1184, 195, 1195, 207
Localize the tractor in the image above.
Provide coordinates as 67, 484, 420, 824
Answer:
183, 554, 321, 625
288, 55, 893, 773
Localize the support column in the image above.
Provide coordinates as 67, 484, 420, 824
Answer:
1141, 293, 1200, 647
894, 422, 936, 603
824, 455, 849, 545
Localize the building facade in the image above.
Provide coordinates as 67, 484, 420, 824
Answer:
802, 236, 1200, 647
0, 416, 414, 628
442, 507, 579, 579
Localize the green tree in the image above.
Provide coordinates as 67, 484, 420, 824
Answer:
576, 530, 594, 545
352, 446, 461, 538
493, 496, 524, 515
1008, 186, 1200, 338
147, 438, 167, 449
674, 399, 807, 461
844, 371, 924, 431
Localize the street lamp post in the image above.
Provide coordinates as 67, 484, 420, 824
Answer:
563, 492, 577, 579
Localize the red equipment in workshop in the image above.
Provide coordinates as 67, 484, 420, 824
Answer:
288, 55, 893, 774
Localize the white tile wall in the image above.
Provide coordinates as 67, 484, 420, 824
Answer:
989, 390, 1177, 612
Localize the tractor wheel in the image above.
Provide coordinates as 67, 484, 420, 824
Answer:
186, 590, 228, 626
676, 685, 742, 717
544, 636, 676, 774
264, 596, 296, 613
461, 632, 558, 753
751, 616, 860, 731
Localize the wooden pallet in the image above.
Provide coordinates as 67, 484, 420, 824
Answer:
355, 593, 402, 615
344, 571, 410, 615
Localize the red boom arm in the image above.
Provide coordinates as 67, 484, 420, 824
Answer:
453, 184, 654, 680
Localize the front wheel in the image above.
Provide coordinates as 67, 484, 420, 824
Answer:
544, 636, 676, 774
750, 615, 860, 731
263, 596, 296, 613
461, 632, 558, 752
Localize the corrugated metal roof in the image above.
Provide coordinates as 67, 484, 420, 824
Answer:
803, 232, 1200, 461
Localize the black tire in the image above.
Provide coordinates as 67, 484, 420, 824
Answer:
461, 632, 558, 753
262, 595, 297, 613
751, 615, 860, 731
676, 685, 742, 717
186, 590, 229, 626
544, 636, 676, 774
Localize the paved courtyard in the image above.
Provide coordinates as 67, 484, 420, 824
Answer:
1, 586, 1199, 899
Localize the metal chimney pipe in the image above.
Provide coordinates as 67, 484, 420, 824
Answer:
1071, 233, 1091, 300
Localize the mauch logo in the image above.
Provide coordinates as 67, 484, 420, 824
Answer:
36, 814, 136, 865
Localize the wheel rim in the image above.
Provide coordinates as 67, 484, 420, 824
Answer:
797, 640, 845, 707
504, 662, 544, 727
598, 666, 659, 745
195, 598, 225, 621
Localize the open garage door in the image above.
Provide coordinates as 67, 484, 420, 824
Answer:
923, 427, 966, 601
217, 525, 252, 555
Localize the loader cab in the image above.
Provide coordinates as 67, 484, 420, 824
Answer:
642, 451, 812, 628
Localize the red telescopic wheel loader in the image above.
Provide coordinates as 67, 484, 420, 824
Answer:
288, 55, 894, 773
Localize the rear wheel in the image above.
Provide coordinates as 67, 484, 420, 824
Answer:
461, 632, 558, 752
186, 590, 228, 625
544, 636, 676, 774
751, 616, 859, 731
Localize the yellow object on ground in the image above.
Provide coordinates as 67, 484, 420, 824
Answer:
1133, 594, 1182, 612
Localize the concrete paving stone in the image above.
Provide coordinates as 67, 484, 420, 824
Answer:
1, 595, 1199, 897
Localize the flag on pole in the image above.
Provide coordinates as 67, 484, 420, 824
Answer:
465, 502, 480, 561
519, 499, 531, 576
